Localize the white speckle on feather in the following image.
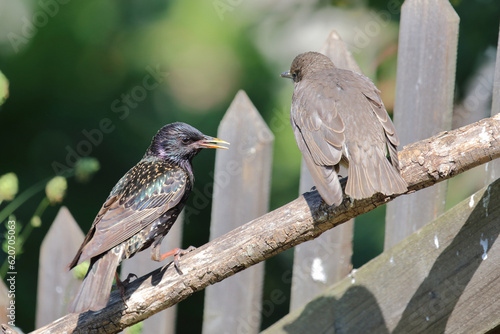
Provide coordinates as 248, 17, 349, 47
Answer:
434, 235, 439, 249
311, 258, 327, 283
469, 195, 475, 208
483, 186, 491, 217
480, 234, 488, 261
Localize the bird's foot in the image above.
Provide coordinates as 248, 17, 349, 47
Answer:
113, 272, 134, 305
122, 273, 138, 285
160, 246, 197, 274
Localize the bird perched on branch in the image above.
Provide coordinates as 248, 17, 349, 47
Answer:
68, 122, 229, 313
281, 51, 407, 206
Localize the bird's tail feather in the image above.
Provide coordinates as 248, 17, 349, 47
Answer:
306, 161, 343, 206
69, 248, 123, 313
346, 147, 407, 200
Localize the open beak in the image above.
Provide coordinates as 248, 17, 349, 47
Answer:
197, 136, 230, 150
280, 71, 292, 79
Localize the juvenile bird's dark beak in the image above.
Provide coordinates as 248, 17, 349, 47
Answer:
197, 137, 230, 149
281, 71, 293, 79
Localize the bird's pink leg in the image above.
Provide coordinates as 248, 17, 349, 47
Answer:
160, 246, 196, 274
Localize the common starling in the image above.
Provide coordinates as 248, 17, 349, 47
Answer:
281, 52, 407, 206
68, 122, 229, 313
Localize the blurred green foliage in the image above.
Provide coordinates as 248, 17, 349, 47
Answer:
0, 0, 499, 332
0, 70, 8, 107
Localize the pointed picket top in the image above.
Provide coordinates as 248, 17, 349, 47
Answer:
386, 0, 459, 250
219, 90, 274, 152
291, 31, 356, 311
36, 206, 84, 328
320, 30, 362, 73
203, 90, 273, 334
487, 24, 500, 184
211, 89, 274, 237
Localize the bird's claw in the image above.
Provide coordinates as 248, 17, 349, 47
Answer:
114, 272, 136, 305
173, 246, 196, 274
122, 273, 138, 285
160, 246, 196, 274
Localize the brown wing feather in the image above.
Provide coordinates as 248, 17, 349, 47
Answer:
337, 70, 406, 198
69, 161, 188, 268
291, 78, 345, 206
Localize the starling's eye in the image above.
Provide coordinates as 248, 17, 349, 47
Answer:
180, 137, 191, 145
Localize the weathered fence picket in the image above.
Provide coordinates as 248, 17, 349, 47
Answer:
385, 0, 460, 249
202, 90, 274, 334
487, 24, 500, 184
35, 207, 83, 328
121, 214, 184, 334
290, 31, 356, 311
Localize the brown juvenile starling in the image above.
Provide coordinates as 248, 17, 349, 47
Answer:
281, 51, 407, 206
68, 122, 229, 313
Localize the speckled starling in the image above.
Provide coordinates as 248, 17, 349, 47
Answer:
281, 52, 407, 206
68, 122, 229, 313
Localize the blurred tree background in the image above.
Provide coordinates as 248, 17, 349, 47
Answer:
0, 0, 499, 332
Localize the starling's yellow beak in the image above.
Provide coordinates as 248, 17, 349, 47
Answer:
198, 137, 230, 149
280, 71, 293, 79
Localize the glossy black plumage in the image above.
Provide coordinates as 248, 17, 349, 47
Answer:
282, 52, 407, 206
68, 122, 228, 313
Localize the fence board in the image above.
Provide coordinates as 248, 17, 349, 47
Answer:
35, 206, 84, 328
202, 90, 274, 334
263, 178, 500, 334
385, 0, 459, 249
120, 214, 183, 334
290, 31, 356, 311
487, 24, 500, 184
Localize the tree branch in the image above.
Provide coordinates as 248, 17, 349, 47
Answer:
27, 115, 500, 334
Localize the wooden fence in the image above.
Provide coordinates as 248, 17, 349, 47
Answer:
2, 0, 500, 333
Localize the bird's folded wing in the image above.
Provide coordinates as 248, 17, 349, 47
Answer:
359, 79, 399, 147
77, 162, 187, 264
292, 79, 345, 166
291, 79, 345, 206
